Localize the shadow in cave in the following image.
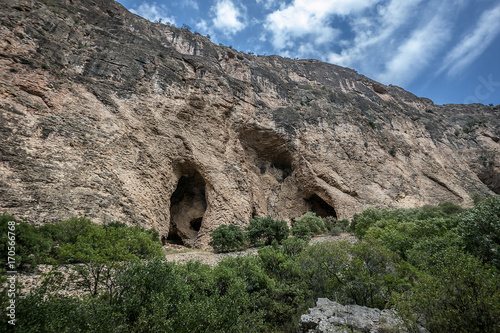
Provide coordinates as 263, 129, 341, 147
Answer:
165, 227, 184, 245
239, 127, 294, 182
190, 217, 202, 232
167, 170, 207, 247
306, 194, 337, 219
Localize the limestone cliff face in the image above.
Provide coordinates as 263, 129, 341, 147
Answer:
1, 0, 499, 248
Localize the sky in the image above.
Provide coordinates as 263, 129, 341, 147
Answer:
115, 0, 500, 105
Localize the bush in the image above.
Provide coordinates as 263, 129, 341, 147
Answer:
0, 214, 54, 270
457, 195, 500, 268
364, 217, 457, 261
39, 217, 94, 245
350, 203, 462, 238
209, 224, 247, 253
324, 217, 349, 235
350, 207, 384, 237
58, 224, 163, 264
58, 224, 164, 297
246, 216, 289, 246
299, 239, 404, 308
394, 248, 500, 332
291, 212, 327, 237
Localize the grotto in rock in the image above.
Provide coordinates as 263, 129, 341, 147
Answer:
168, 170, 207, 247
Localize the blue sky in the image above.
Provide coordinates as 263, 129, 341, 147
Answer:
115, 0, 500, 105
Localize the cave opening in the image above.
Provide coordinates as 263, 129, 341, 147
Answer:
239, 128, 294, 182
165, 226, 184, 245
306, 194, 337, 219
270, 161, 293, 182
168, 169, 207, 247
190, 217, 202, 232
478, 166, 500, 194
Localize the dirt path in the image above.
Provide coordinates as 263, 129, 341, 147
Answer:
163, 234, 357, 267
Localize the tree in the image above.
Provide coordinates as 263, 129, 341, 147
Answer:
457, 195, 500, 268
58, 224, 163, 299
394, 247, 500, 332
209, 224, 247, 253
246, 216, 289, 246
39, 217, 93, 245
0, 214, 54, 270
291, 212, 327, 237
181, 23, 192, 31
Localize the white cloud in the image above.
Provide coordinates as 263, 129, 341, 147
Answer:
326, 0, 424, 68
377, 14, 452, 85
324, 0, 472, 86
196, 19, 210, 34
256, 0, 281, 10
439, 3, 500, 77
130, 2, 176, 25
265, 0, 374, 50
212, 0, 247, 35
180, 0, 199, 10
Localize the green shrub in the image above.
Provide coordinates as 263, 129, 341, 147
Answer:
39, 217, 94, 245
280, 236, 309, 258
299, 239, 405, 309
350, 207, 384, 237
292, 212, 327, 237
324, 217, 349, 234
58, 223, 163, 297
329, 226, 342, 236
458, 195, 500, 268
299, 240, 351, 298
364, 217, 457, 260
438, 201, 464, 215
58, 224, 163, 264
0, 214, 54, 270
209, 224, 247, 253
394, 248, 500, 332
246, 216, 290, 246
350, 203, 461, 238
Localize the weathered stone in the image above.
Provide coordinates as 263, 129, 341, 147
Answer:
299, 298, 428, 333
372, 84, 387, 94
0, 0, 499, 248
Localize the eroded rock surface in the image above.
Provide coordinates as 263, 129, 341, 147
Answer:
1, 0, 499, 248
299, 298, 428, 333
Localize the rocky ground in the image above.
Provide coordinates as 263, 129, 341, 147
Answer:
163, 233, 357, 266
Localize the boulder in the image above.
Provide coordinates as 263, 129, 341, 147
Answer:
299, 298, 428, 333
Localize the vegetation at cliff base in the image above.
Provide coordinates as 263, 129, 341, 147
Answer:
1, 196, 499, 332
0, 217, 162, 270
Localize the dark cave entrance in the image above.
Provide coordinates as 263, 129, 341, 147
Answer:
190, 217, 202, 232
167, 170, 207, 247
306, 194, 337, 219
478, 166, 500, 194
165, 226, 184, 245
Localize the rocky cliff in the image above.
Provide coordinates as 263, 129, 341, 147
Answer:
1, 0, 499, 248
